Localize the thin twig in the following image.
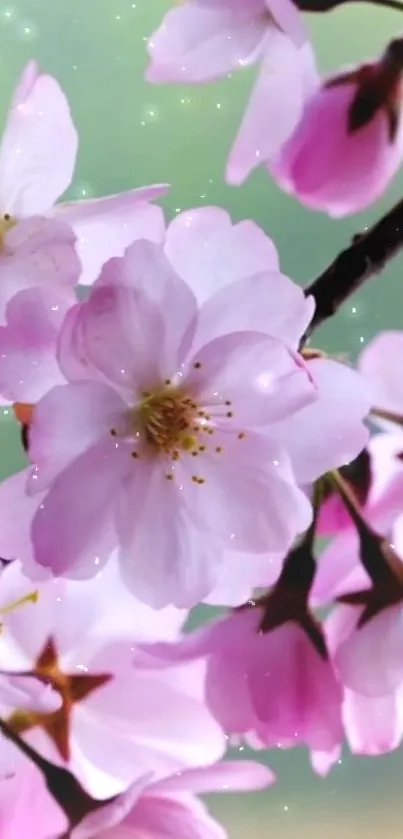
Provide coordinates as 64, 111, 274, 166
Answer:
304, 197, 403, 338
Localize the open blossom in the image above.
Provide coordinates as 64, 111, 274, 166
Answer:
0, 207, 369, 605
147, 1, 319, 185
0, 558, 224, 799
134, 605, 343, 766
0, 60, 167, 289
270, 39, 403, 216
13, 239, 320, 608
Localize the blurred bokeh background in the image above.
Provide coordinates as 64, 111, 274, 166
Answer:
0, 0, 402, 834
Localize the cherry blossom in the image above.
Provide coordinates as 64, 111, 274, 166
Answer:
146, 1, 319, 184
0, 559, 224, 799
270, 40, 403, 216
133, 604, 343, 765
13, 238, 321, 607
0, 60, 168, 288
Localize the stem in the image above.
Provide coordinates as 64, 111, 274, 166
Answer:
371, 406, 403, 426
330, 470, 396, 584
304, 196, 403, 338
297, 0, 403, 10
277, 481, 323, 592
0, 716, 103, 830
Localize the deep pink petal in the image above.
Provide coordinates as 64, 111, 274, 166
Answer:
249, 624, 343, 752
31, 439, 130, 575
227, 33, 317, 184
185, 331, 316, 427
55, 186, 168, 286
269, 358, 371, 483
310, 532, 369, 607
193, 270, 314, 351
0, 66, 77, 215
28, 381, 127, 493
165, 207, 280, 305
147, 0, 267, 83
0, 287, 68, 403
116, 460, 223, 608
270, 80, 403, 217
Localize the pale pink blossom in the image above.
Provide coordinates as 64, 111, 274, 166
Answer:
270, 43, 403, 216
0, 60, 168, 287
136, 605, 343, 762
0, 559, 224, 799
0, 212, 370, 608
147, 1, 319, 185
16, 239, 319, 608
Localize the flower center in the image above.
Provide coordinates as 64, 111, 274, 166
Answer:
0, 213, 16, 250
135, 385, 198, 454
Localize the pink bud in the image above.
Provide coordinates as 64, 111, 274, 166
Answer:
270, 40, 403, 217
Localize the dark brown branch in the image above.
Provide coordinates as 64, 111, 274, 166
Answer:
304, 196, 403, 338
296, 0, 403, 13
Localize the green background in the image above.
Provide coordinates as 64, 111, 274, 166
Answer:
0, 1, 402, 835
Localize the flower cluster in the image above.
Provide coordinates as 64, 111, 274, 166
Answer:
0, 0, 402, 836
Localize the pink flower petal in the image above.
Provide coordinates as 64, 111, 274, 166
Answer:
249, 623, 343, 752
71, 775, 152, 839
193, 270, 314, 351
343, 687, 403, 756
269, 358, 371, 483
0, 65, 77, 216
0, 216, 80, 322
28, 380, 127, 493
359, 331, 403, 417
147, 0, 267, 84
154, 760, 275, 794
125, 791, 226, 839
265, 0, 307, 47
0, 287, 68, 403
310, 532, 369, 607
334, 604, 403, 696
205, 549, 283, 607
31, 438, 129, 575
0, 469, 42, 564
165, 206, 280, 305
181, 431, 312, 553
91, 241, 198, 379
116, 460, 222, 608
227, 31, 317, 184
54, 186, 168, 286
0, 764, 67, 839
186, 331, 315, 426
